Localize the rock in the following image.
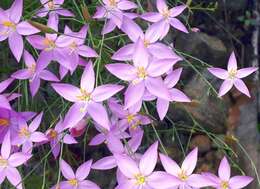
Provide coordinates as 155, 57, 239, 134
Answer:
190, 135, 211, 153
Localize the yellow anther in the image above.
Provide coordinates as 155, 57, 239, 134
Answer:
228, 68, 237, 79
143, 39, 150, 47
77, 89, 91, 102
109, 0, 117, 7
19, 127, 31, 138
137, 67, 148, 79
68, 179, 78, 186
2, 21, 16, 28
0, 118, 9, 127
0, 156, 8, 167
220, 181, 229, 189
178, 170, 188, 181
127, 114, 135, 123
162, 8, 171, 18
48, 129, 58, 139
43, 38, 56, 51
135, 174, 146, 185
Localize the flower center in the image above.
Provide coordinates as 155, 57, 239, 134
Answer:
131, 120, 141, 130
2, 21, 16, 28
221, 181, 229, 189
0, 118, 9, 127
43, 38, 56, 51
143, 39, 150, 47
162, 8, 171, 18
68, 179, 78, 186
127, 114, 135, 123
228, 68, 237, 79
178, 170, 188, 181
135, 174, 146, 185
28, 63, 36, 73
47, 129, 58, 139
48, 1, 55, 9
109, 0, 117, 7
19, 127, 31, 138
0, 156, 8, 167
77, 89, 91, 102
137, 67, 148, 79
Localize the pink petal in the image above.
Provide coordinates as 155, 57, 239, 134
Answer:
128, 130, 144, 152
51, 83, 81, 102
169, 18, 188, 33
139, 141, 158, 176
236, 67, 258, 78
133, 38, 149, 68
30, 77, 41, 96
208, 68, 229, 80
148, 42, 181, 60
164, 68, 182, 88
16, 21, 39, 35
181, 147, 198, 175
78, 180, 100, 189
170, 88, 191, 102
0, 95, 11, 110
92, 84, 124, 102
117, 1, 137, 10
157, 0, 168, 13
121, 17, 144, 42
8, 32, 23, 62
78, 45, 98, 58
102, 19, 117, 35
76, 160, 92, 181
29, 112, 43, 132
116, 180, 139, 189
89, 133, 106, 146
148, 171, 181, 189
63, 134, 77, 144
234, 79, 250, 97
147, 58, 176, 77
159, 153, 181, 176
124, 81, 145, 109
145, 77, 171, 101
187, 174, 213, 188
56, 9, 74, 17
112, 44, 135, 61
6, 167, 22, 189
218, 156, 231, 181
81, 62, 95, 92
26, 35, 46, 50
144, 21, 165, 43
115, 154, 139, 178
93, 6, 106, 19
30, 132, 47, 142
156, 98, 169, 120
87, 102, 110, 130
218, 80, 233, 97
8, 0, 23, 23
229, 176, 253, 188
92, 156, 117, 170
11, 69, 31, 80
0, 78, 14, 93
60, 159, 75, 180
23, 50, 36, 67
39, 70, 59, 81
170, 5, 187, 17
8, 152, 31, 167
106, 134, 124, 154
1, 131, 11, 159
227, 51, 237, 71
106, 63, 136, 81
141, 12, 163, 22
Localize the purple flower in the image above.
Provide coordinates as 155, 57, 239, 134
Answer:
112, 17, 182, 61
46, 119, 77, 159
93, 0, 137, 34
26, 16, 74, 71
107, 38, 176, 109
108, 98, 151, 135
115, 141, 181, 189
0, 132, 31, 189
0, 108, 35, 144
0, 0, 40, 62
12, 112, 47, 154
157, 68, 191, 120
203, 156, 253, 189
208, 51, 258, 97
0, 78, 15, 110
37, 0, 74, 18
52, 61, 124, 130
51, 159, 100, 189
141, 0, 188, 39
12, 50, 59, 96
92, 130, 143, 170
159, 148, 212, 188
56, 25, 98, 79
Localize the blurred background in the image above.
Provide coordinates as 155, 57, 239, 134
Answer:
0, 0, 259, 188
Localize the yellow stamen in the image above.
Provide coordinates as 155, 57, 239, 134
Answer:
19, 127, 31, 138
228, 68, 237, 79
143, 39, 150, 47
109, 0, 117, 7
137, 67, 148, 79
131, 120, 141, 130
135, 174, 146, 185
48, 129, 58, 139
0, 118, 9, 127
162, 8, 171, 18
68, 179, 78, 186
127, 114, 135, 123
220, 181, 229, 189
77, 89, 91, 102
48, 1, 55, 10
0, 156, 8, 167
178, 170, 188, 181
2, 21, 16, 28
43, 38, 56, 51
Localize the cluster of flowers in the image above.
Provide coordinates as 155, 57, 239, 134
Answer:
0, 0, 257, 188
